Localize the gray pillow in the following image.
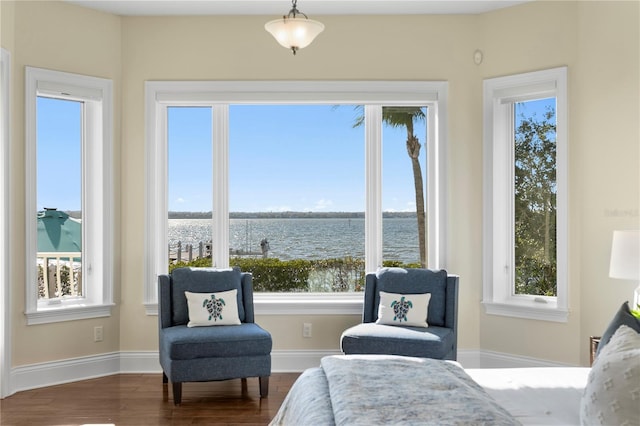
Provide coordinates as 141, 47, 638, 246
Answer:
595, 301, 640, 358
580, 325, 640, 425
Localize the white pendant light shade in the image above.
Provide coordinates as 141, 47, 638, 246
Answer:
265, 0, 324, 55
265, 17, 324, 51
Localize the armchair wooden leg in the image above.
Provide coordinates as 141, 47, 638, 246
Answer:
172, 381, 182, 405
162, 372, 168, 384
259, 376, 269, 398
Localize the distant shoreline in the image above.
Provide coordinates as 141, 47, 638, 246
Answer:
168, 211, 417, 219
62, 210, 417, 220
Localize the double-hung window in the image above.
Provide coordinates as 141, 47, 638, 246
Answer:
482, 67, 568, 321
144, 81, 448, 315
25, 67, 114, 324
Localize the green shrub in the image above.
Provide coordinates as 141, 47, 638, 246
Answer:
170, 257, 212, 272
382, 260, 422, 268
169, 256, 421, 292
231, 258, 311, 292
309, 257, 365, 292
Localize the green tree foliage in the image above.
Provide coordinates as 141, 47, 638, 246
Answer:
514, 104, 557, 296
169, 256, 419, 292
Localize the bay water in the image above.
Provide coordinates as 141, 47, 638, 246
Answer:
168, 217, 420, 264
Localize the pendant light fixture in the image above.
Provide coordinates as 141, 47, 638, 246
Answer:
265, 0, 325, 55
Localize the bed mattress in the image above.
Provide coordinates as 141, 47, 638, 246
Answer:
465, 367, 590, 426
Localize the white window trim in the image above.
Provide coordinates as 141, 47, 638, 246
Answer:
482, 67, 568, 322
1, 47, 12, 398
25, 67, 114, 325
144, 81, 448, 315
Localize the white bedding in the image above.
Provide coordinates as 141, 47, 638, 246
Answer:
270, 355, 519, 425
271, 358, 591, 425
465, 367, 591, 426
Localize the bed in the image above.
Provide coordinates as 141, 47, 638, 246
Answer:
269, 355, 520, 425
271, 320, 639, 425
269, 355, 597, 426
465, 367, 590, 425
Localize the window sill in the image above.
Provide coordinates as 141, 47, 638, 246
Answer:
145, 293, 364, 316
26, 303, 114, 325
482, 300, 569, 323
254, 293, 364, 315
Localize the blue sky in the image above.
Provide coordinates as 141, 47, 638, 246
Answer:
38, 99, 424, 213
37, 98, 554, 214
168, 104, 425, 212
37, 97, 82, 211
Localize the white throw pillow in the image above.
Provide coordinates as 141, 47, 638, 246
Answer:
376, 291, 431, 328
580, 325, 640, 425
185, 289, 241, 327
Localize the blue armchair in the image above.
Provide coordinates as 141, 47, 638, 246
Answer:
340, 268, 459, 360
158, 267, 272, 405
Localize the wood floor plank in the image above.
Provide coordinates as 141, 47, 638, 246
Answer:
0, 373, 299, 426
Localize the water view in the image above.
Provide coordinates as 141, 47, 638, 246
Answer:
168, 216, 420, 264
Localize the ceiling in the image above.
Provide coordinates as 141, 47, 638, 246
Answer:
64, 0, 531, 16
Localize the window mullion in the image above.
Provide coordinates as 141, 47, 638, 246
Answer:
365, 105, 382, 272
507, 102, 516, 299
492, 102, 513, 302
212, 105, 229, 269
427, 103, 443, 268
25, 69, 39, 314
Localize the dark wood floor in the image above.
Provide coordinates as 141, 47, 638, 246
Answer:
0, 373, 300, 425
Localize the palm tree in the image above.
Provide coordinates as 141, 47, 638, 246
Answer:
352, 106, 427, 267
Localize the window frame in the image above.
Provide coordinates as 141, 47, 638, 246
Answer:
1, 47, 12, 398
25, 67, 114, 325
482, 67, 568, 322
144, 81, 448, 315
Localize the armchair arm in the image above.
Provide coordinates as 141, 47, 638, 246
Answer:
445, 275, 459, 355
241, 273, 255, 323
362, 273, 378, 323
158, 274, 173, 329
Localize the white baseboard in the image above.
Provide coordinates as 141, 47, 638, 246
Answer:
11, 352, 121, 394
470, 349, 574, 368
7, 348, 574, 397
119, 350, 162, 373
271, 349, 344, 371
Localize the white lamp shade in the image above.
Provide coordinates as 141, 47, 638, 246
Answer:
265, 17, 324, 50
609, 230, 640, 280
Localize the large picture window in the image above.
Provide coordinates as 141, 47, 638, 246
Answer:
25, 67, 114, 324
482, 67, 568, 322
145, 81, 448, 315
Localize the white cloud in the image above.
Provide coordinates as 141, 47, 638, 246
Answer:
383, 199, 416, 212
314, 199, 334, 210
176, 197, 186, 204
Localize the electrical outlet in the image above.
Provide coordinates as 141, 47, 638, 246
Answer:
303, 323, 312, 338
94, 326, 103, 342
